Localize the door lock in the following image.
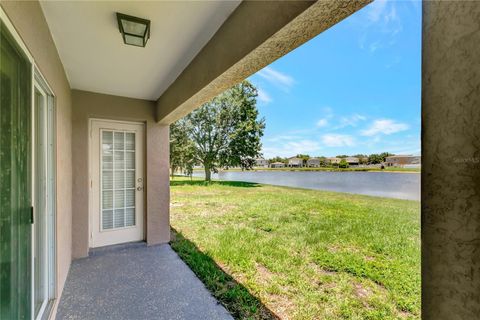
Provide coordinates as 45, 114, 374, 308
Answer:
137, 177, 144, 191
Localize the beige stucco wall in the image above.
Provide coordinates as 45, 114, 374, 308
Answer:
422, 1, 480, 319
71, 90, 170, 259
0, 0, 73, 316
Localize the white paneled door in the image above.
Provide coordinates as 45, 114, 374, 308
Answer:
90, 120, 144, 247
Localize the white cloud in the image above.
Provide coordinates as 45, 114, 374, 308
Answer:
366, 0, 399, 27
367, 0, 388, 23
369, 40, 382, 53
265, 135, 300, 143
360, 0, 403, 54
257, 88, 272, 104
317, 112, 367, 130
315, 106, 335, 128
316, 118, 329, 128
257, 66, 294, 91
321, 134, 355, 147
322, 106, 333, 114
361, 119, 409, 136
385, 3, 397, 23
263, 139, 321, 158
336, 114, 366, 128
386, 56, 402, 69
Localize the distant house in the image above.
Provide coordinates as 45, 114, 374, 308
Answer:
326, 157, 341, 165
255, 158, 269, 168
270, 162, 285, 168
288, 157, 303, 167
345, 157, 359, 165
385, 155, 421, 167
306, 158, 320, 167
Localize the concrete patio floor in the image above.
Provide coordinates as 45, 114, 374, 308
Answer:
57, 243, 233, 320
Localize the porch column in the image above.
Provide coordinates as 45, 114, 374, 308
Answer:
422, 1, 480, 319
146, 123, 170, 245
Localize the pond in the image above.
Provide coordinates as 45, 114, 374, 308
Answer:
192, 170, 420, 201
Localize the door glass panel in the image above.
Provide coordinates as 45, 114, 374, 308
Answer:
114, 189, 125, 208
125, 152, 135, 169
102, 210, 113, 230
114, 209, 125, 228
126, 189, 135, 207
101, 130, 136, 230
114, 170, 125, 189
0, 21, 32, 320
125, 133, 135, 150
126, 171, 135, 188
102, 131, 113, 170
114, 132, 124, 149
102, 190, 113, 209
114, 151, 124, 170
102, 171, 113, 189
125, 208, 135, 227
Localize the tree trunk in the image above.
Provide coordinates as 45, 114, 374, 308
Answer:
204, 166, 211, 182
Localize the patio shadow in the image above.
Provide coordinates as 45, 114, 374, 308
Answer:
170, 179, 261, 188
170, 228, 280, 320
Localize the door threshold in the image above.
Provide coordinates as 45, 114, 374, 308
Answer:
88, 241, 147, 257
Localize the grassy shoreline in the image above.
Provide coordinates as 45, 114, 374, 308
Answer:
170, 178, 420, 319
192, 167, 420, 173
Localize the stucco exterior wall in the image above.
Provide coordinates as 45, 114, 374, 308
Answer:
422, 1, 480, 319
71, 90, 170, 259
0, 1, 73, 316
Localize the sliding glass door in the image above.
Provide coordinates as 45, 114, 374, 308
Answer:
1, 16, 56, 320
0, 19, 32, 320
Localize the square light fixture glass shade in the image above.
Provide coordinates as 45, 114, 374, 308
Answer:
116, 13, 150, 47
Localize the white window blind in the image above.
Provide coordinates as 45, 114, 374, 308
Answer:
101, 130, 135, 230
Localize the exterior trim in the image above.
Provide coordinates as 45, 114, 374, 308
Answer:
0, 5, 34, 63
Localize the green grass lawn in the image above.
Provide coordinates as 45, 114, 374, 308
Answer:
170, 178, 420, 319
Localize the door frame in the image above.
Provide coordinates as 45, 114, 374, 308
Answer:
32, 69, 57, 320
88, 118, 146, 249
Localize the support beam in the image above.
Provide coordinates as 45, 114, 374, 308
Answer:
422, 1, 480, 319
155, 0, 371, 124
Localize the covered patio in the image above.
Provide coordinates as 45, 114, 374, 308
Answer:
1, 0, 479, 319
2, 1, 373, 318
57, 243, 232, 320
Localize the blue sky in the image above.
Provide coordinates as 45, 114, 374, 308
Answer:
248, 0, 421, 158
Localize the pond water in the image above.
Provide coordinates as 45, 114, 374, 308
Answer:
192, 170, 420, 201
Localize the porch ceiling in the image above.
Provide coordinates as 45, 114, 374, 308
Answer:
39, 0, 241, 100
